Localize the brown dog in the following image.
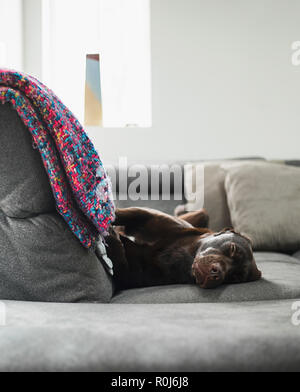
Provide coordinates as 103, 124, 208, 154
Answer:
106, 207, 262, 290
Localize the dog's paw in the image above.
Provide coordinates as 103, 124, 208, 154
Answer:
174, 204, 187, 217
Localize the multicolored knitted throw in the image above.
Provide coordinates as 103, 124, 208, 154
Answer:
0, 69, 115, 249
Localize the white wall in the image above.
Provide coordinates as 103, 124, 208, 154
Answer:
0, 0, 23, 69
22, 0, 42, 79
87, 0, 300, 163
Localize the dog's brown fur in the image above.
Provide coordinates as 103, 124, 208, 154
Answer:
106, 208, 262, 290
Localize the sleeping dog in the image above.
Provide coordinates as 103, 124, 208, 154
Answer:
106, 207, 262, 290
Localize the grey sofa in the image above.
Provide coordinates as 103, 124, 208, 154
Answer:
1, 104, 300, 372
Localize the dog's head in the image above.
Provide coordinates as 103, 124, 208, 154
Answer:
192, 229, 262, 289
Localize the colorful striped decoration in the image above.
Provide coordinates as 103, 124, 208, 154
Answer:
0, 69, 115, 249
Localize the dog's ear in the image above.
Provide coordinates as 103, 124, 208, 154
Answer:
247, 260, 262, 282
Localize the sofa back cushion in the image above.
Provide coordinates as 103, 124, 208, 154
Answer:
0, 104, 55, 218
0, 104, 112, 302
109, 162, 186, 216
183, 159, 262, 231
224, 161, 300, 252
184, 162, 234, 231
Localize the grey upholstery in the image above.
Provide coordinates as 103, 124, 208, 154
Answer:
110, 158, 267, 217
225, 162, 300, 252
0, 104, 55, 218
1, 104, 300, 371
0, 104, 113, 303
112, 252, 300, 304
293, 251, 300, 261
109, 163, 185, 216
1, 299, 299, 372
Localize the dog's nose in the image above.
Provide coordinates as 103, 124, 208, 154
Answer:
210, 264, 222, 279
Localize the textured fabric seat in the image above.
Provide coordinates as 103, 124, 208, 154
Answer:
1, 299, 299, 372
1, 102, 300, 371
112, 253, 300, 303
0, 104, 112, 303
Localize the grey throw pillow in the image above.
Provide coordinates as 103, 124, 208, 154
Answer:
0, 104, 113, 302
184, 162, 233, 231
183, 160, 264, 231
225, 162, 300, 252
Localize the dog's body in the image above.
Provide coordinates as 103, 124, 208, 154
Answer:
106, 208, 262, 290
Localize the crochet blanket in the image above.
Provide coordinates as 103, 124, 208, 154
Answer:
0, 69, 115, 249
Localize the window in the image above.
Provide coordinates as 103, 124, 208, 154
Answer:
0, 0, 23, 70
39, 0, 152, 127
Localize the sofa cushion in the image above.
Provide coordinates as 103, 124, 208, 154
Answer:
293, 251, 300, 261
0, 104, 55, 218
184, 162, 232, 231
112, 252, 300, 303
109, 162, 186, 215
1, 299, 300, 371
0, 209, 113, 303
183, 159, 263, 232
225, 161, 300, 252
0, 104, 113, 302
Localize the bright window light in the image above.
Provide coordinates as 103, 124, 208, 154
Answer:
41, 0, 152, 128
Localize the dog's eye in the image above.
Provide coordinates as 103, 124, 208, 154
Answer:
222, 242, 238, 258
230, 243, 237, 258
